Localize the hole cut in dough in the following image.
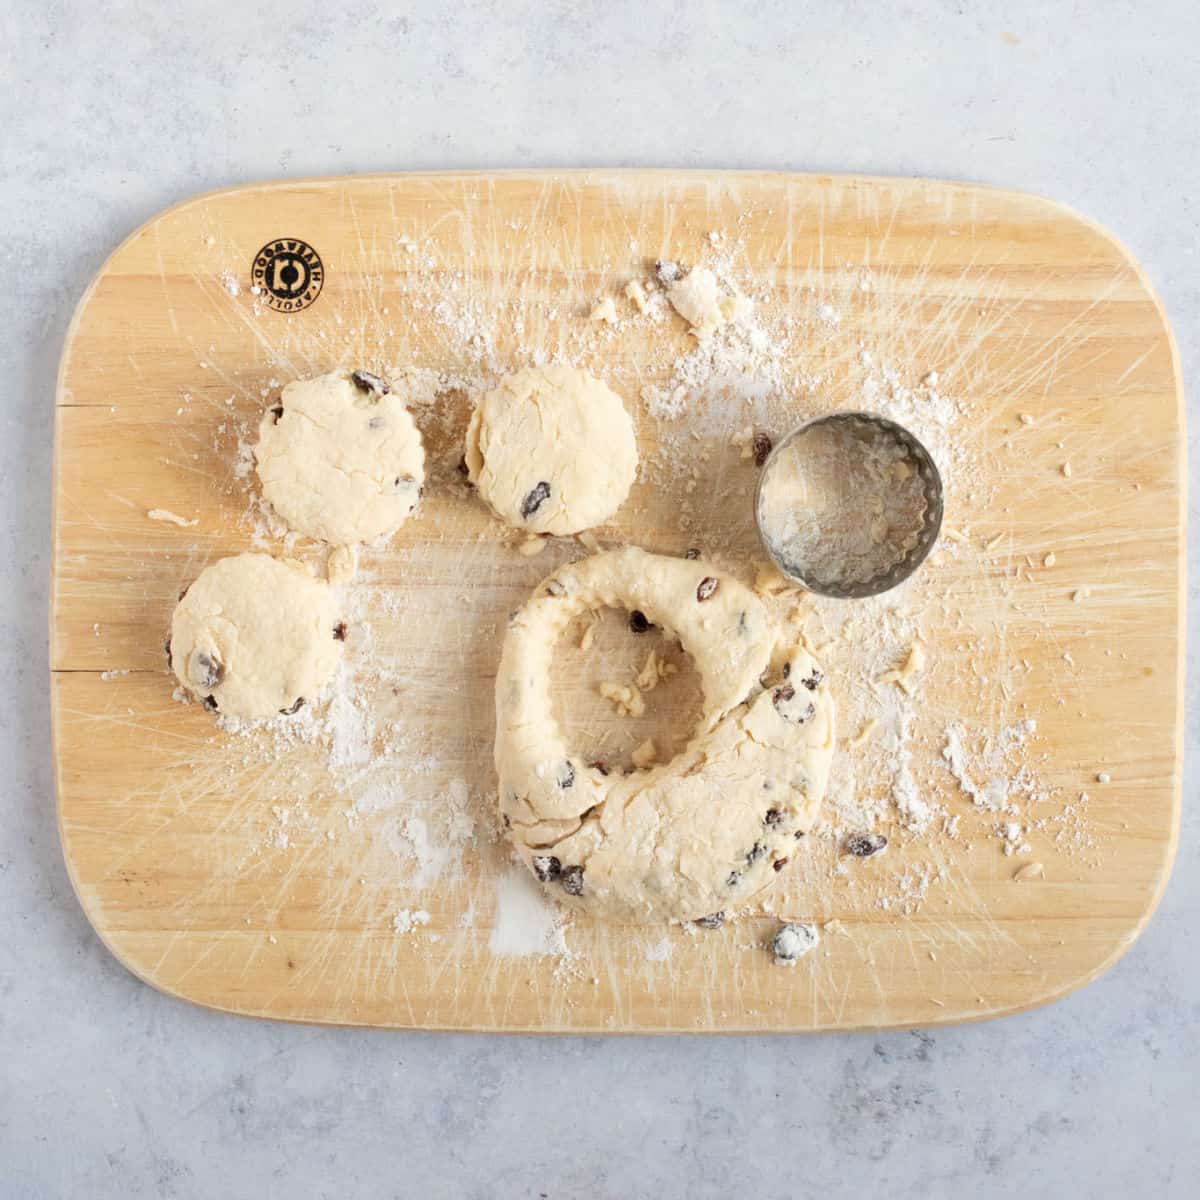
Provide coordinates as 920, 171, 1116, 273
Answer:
550, 606, 703, 775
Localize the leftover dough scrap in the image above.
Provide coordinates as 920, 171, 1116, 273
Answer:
495, 547, 835, 922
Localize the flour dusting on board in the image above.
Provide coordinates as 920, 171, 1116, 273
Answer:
165, 204, 1110, 1001
489, 869, 570, 957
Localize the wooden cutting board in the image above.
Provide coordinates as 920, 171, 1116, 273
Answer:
51, 171, 1184, 1032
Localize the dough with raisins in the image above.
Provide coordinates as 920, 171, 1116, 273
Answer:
169, 553, 344, 720
255, 369, 425, 545
464, 366, 637, 536
494, 546, 835, 922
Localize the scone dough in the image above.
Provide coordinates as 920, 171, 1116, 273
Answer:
169, 553, 344, 720
255, 369, 425, 544
495, 547, 835, 922
464, 366, 637, 535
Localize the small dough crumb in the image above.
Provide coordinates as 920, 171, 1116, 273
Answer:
599, 680, 645, 718
589, 296, 618, 324
631, 738, 658, 769
624, 279, 649, 313
148, 508, 198, 528
578, 616, 598, 652
879, 641, 926, 694
635, 649, 659, 692
772, 922, 819, 965
667, 266, 727, 338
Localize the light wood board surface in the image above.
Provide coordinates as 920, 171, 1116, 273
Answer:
51, 171, 1184, 1032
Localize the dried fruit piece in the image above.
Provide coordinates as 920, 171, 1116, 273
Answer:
772, 684, 815, 723
696, 576, 719, 602
801, 668, 824, 691
764, 808, 784, 827
202, 694, 219, 712
533, 855, 561, 882
745, 842, 767, 864
772, 857, 789, 872
333, 622, 347, 641
520, 481, 552, 519
695, 911, 725, 929
752, 432, 773, 467
557, 761, 576, 789
845, 832, 888, 858
560, 865, 584, 895
279, 697, 305, 715
350, 369, 390, 395
628, 609, 651, 634
270, 405, 283, 424
457, 457, 471, 477
188, 649, 223, 691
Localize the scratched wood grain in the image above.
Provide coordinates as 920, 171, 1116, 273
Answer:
51, 172, 1183, 1031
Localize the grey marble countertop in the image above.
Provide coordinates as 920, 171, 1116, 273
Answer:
3, 3, 1196, 1197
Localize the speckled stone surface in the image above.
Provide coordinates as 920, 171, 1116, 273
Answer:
2, 3, 1196, 1197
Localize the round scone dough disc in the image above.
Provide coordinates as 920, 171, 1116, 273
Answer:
464, 365, 637, 535
494, 546, 836, 922
255, 369, 426, 545
169, 553, 344, 720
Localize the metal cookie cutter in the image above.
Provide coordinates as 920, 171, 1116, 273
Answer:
754, 412, 944, 599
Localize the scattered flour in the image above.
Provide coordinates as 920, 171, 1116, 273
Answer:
488, 869, 569, 957
392, 908, 431, 935
942, 719, 1038, 812
644, 936, 673, 963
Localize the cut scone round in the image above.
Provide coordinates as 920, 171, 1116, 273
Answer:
255, 369, 425, 545
464, 365, 637, 536
168, 553, 344, 720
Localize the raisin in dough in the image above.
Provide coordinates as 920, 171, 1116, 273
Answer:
255, 369, 425, 545
169, 553, 344, 720
495, 547, 835, 922
464, 366, 637, 535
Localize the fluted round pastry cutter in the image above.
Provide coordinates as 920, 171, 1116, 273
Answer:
755, 412, 944, 599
